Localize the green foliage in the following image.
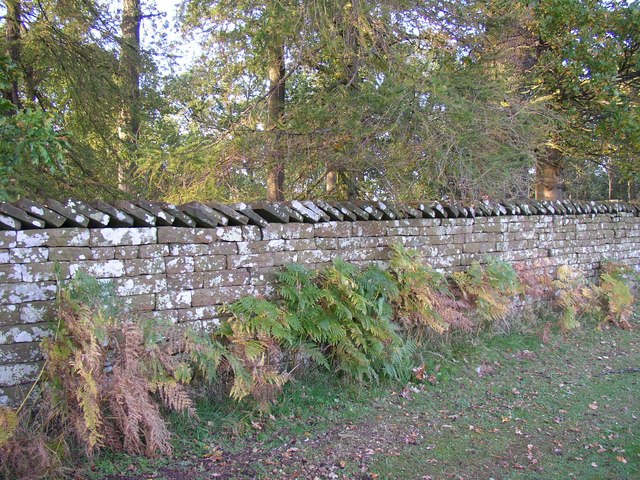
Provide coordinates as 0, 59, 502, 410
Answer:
452, 260, 523, 326
0, 57, 69, 200
388, 243, 473, 338
599, 261, 636, 329
553, 265, 600, 331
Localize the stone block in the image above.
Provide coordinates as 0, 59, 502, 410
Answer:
120, 294, 156, 311
113, 275, 167, 296
90, 227, 157, 247
0, 383, 33, 407
0, 305, 20, 326
139, 244, 169, 258
314, 222, 353, 238
194, 255, 226, 272
49, 247, 91, 261
0, 323, 51, 345
22, 262, 70, 282
178, 306, 221, 323
315, 237, 339, 250
202, 269, 251, 287
242, 225, 262, 241
280, 224, 315, 239
216, 226, 244, 242
156, 290, 192, 310
194, 228, 217, 243
10, 247, 48, 263
69, 260, 125, 279
191, 286, 254, 307
0, 362, 43, 387
284, 239, 316, 251
0, 231, 16, 249
237, 240, 286, 254
353, 222, 387, 237
249, 267, 281, 286
20, 228, 90, 248
0, 264, 23, 283
91, 247, 116, 260
115, 246, 140, 259
169, 243, 209, 256
0, 282, 57, 305
0, 342, 43, 364
166, 273, 204, 290
271, 251, 300, 266
125, 257, 165, 276
158, 227, 197, 244
228, 253, 275, 269
208, 243, 238, 255
165, 256, 195, 274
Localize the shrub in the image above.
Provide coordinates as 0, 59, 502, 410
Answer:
599, 261, 636, 330
553, 265, 600, 331
388, 243, 473, 338
452, 260, 522, 327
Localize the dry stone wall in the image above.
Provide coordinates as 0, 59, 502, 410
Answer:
1, 198, 639, 406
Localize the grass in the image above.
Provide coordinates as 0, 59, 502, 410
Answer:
84, 317, 640, 480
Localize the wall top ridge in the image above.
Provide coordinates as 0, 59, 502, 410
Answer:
0, 197, 638, 232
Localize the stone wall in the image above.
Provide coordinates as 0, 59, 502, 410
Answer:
1, 206, 639, 406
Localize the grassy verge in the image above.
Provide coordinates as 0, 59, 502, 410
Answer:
83, 319, 640, 480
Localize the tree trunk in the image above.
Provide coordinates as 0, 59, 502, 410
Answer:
266, 43, 285, 201
117, 0, 141, 193
534, 148, 564, 200
326, 170, 338, 194
326, 1, 360, 198
3, 0, 22, 111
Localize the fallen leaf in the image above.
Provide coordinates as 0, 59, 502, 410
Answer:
617, 456, 627, 464
413, 364, 426, 380
501, 416, 511, 423
589, 402, 598, 410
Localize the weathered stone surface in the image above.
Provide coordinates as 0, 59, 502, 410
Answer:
237, 240, 286, 255
120, 294, 156, 311
314, 222, 353, 238
22, 262, 70, 282
216, 226, 244, 242
157, 202, 197, 228
337, 202, 369, 220
0, 323, 51, 344
0, 264, 23, 283
0, 214, 20, 231
93, 201, 135, 227
0, 304, 20, 326
115, 245, 140, 259
113, 275, 167, 296
192, 286, 253, 307
14, 199, 66, 227
0, 342, 43, 364
231, 203, 269, 227
50, 247, 91, 261
90, 228, 157, 247
165, 256, 195, 274
203, 269, 250, 287
44, 199, 89, 227
281, 204, 304, 222
158, 227, 196, 244
139, 244, 169, 258
114, 201, 157, 227
329, 202, 357, 221
70, 260, 125, 278
0, 203, 46, 228
135, 200, 175, 226
64, 199, 110, 227
126, 257, 165, 276
355, 202, 384, 220
91, 247, 116, 260
288, 201, 322, 223
180, 202, 228, 228
10, 247, 48, 263
208, 201, 250, 226
166, 272, 204, 290
0, 361, 43, 387
310, 200, 343, 221
156, 290, 192, 310
250, 202, 290, 223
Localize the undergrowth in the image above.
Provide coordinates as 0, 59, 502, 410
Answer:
0, 249, 637, 479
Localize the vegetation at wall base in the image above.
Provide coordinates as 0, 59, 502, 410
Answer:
0, 250, 638, 479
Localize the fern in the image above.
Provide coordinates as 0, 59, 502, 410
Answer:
390, 244, 473, 338
452, 260, 522, 327
553, 265, 600, 331
599, 262, 636, 329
